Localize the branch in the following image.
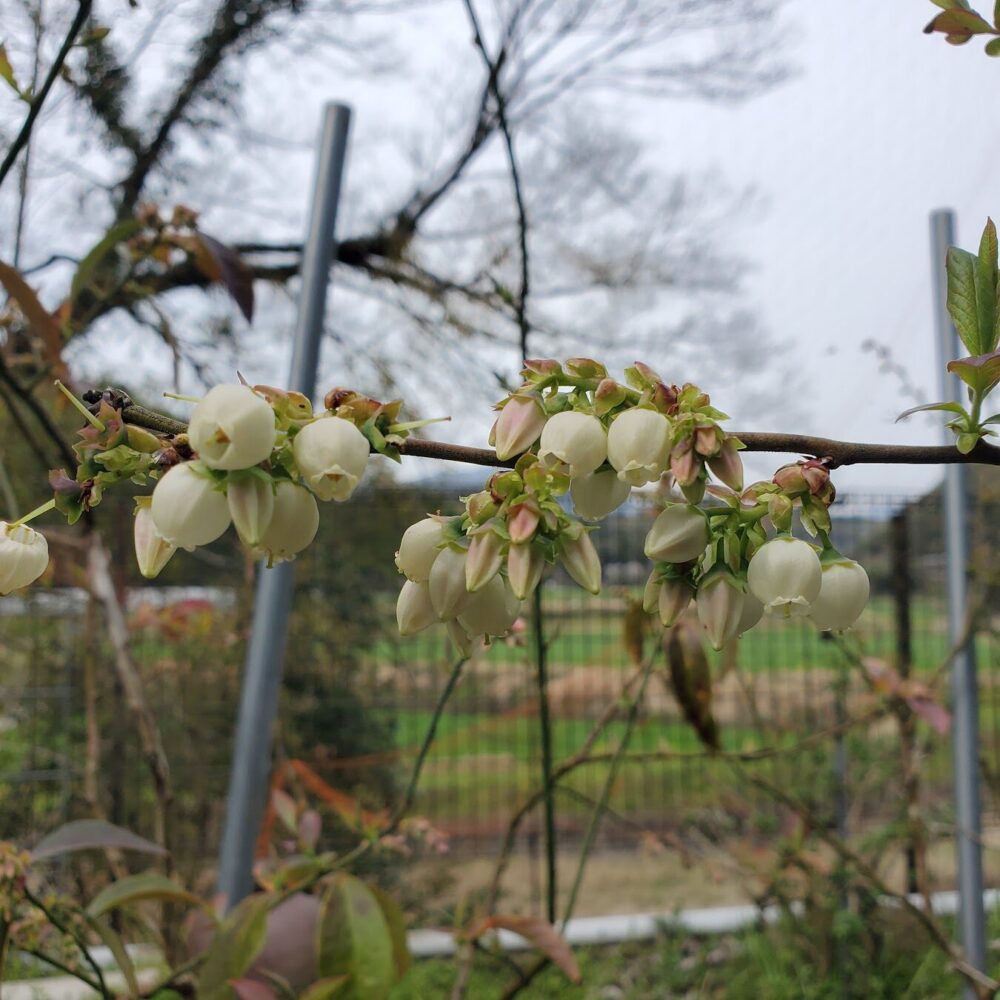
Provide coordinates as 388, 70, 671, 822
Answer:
0, 0, 94, 192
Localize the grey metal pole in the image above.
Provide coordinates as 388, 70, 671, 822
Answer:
930, 209, 986, 990
217, 103, 352, 907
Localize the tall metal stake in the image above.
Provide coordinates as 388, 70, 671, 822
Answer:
930, 209, 986, 991
218, 103, 352, 907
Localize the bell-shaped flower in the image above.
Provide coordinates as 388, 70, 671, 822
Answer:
570, 469, 632, 521
559, 530, 602, 594
466, 529, 504, 592
507, 542, 544, 600
707, 439, 744, 492
494, 395, 547, 460
696, 571, 745, 650
447, 619, 474, 657
607, 408, 670, 486
428, 545, 474, 620
659, 578, 694, 627
395, 517, 444, 582
747, 536, 822, 619
458, 574, 521, 637
256, 481, 319, 563
151, 461, 231, 550
188, 384, 276, 471
133, 504, 176, 579
537, 411, 607, 478
0, 521, 49, 595
396, 579, 437, 636
809, 557, 870, 631
226, 473, 274, 547
644, 504, 709, 564
293, 416, 369, 501
737, 592, 764, 636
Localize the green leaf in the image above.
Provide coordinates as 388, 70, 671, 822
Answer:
978, 219, 999, 352
895, 400, 968, 422
299, 977, 350, 1000
316, 875, 396, 1000
995, 0, 1000, 28
947, 351, 1000, 396
32, 819, 166, 860
986, 35, 1000, 52
368, 885, 411, 978
926, 8, 995, 34
947, 247, 984, 355
0, 44, 21, 96
197, 894, 273, 1000
69, 218, 141, 309
85, 915, 139, 997
87, 872, 204, 918
957, 432, 980, 453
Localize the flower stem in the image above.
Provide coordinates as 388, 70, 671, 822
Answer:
11, 497, 55, 526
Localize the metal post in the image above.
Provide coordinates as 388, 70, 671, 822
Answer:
930, 209, 985, 989
217, 103, 352, 906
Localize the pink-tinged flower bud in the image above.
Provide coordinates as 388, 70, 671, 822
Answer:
151, 462, 231, 550
737, 593, 764, 636
696, 572, 745, 650
670, 441, 700, 487
0, 522, 49, 594
188, 384, 277, 470
642, 571, 662, 612
256, 481, 319, 563
428, 546, 474, 620
293, 416, 369, 501
707, 439, 744, 492
395, 517, 444, 582
747, 536, 822, 619
594, 378, 627, 414
507, 503, 540, 544
772, 464, 807, 495
659, 578, 694, 627
694, 424, 720, 458
507, 543, 544, 600
644, 505, 708, 564
494, 395, 547, 461
396, 580, 437, 636
570, 469, 632, 521
522, 358, 562, 378
607, 408, 671, 486
447, 619, 474, 657
458, 574, 521, 637
809, 558, 870, 632
466, 530, 504, 592
801, 460, 831, 496
559, 531, 602, 594
226, 474, 274, 547
538, 411, 607, 479
133, 503, 176, 579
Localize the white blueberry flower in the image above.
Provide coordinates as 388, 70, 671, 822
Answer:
458, 574, 521, 637
809, 557, 870, 632
395, 518, 444, 582
736, 592, 764, 636
0, 522, 49, 595
607, 408, 671, 486
747, 536, 822, 619
133, 504, 176, 579
293, 416, 369, 502
255, 481, 319, 563
151, 462, 231, 550
570, 469, 632, 521
428, 546, 474, 620
494, 395, 547, 461
447, 619, 474, 657
644, 505, 709, 564
537, 411, 607, 478
696, 572, 745, 650
226, 474, 274, 547
396, 579, 437, 636
187, 384, 276, 471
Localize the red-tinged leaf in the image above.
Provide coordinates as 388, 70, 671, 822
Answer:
906, 694, 951, 735
32, 819, 166, 860
298, 810, 322, 852
196, 233, 254, 323
0, 260, 67, 378
947, 351, 1000, 396
272, 788, 298, 835
862, 657, 901, 697
299, 977, 350, 1000
925, 8, 994, 34
477, 915, 581, 984
87, 872, 205, 917
229, 979, 278, 1000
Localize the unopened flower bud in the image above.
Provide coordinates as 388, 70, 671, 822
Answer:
564, 357, 607, 379
809, 558, 870, 632
256, 481, 319, 563
396, 580, 437, 636
644, 505, 708, 564
507, 543, 545, 600
395, 518, 444, 582
680, 478, 706, 505
0, 522, 49, 594
696, 572, 745, 650
538, 411, 607, 478
133, 503, 176, 579
642, 571, 662, 613
458, 574, 521, 637
151, 462, 231, 550
670, 441, 700, 487
607, 408, 671, 486
465, 491, 497, 524
188, 384, 276, 471
494, 395, 547, 460
570, 469, 631, 521
227, 474, 274, 547
694, 424, 720, 457
747, 536, 822, 619
659, 578, 694, 627
707, 439, 744, 492
428, 546, 474, 620
559, 531, 602, 594
293, 416, 369, 501
466, 529, 504, 592
507, 503, 540, 544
